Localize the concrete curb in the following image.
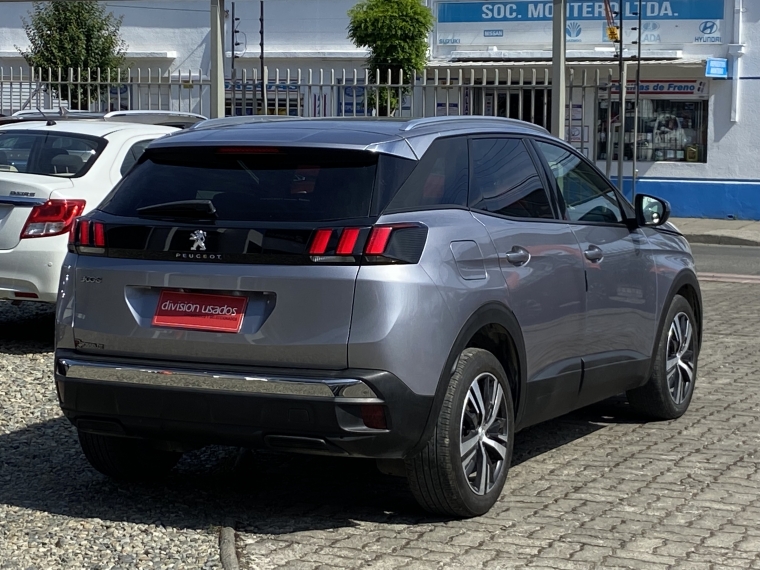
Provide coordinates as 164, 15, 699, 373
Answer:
219, 522, 240, 570
683, 234, 760, 247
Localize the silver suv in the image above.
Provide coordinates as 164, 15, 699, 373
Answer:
54, 117, 701, 517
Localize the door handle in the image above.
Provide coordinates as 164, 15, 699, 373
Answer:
501, 246, 531, 267
584, 245, 604, 263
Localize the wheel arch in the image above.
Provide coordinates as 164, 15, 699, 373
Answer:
408, 302, 527, 456
644, 269, 703, 385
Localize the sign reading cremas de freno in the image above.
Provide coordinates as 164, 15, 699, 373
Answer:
435, 0, 725, 49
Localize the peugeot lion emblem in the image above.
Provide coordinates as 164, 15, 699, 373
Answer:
189, 230, 207, 251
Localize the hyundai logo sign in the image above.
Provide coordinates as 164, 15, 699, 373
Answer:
642, 22, 660, 32
699, 21, 718, 35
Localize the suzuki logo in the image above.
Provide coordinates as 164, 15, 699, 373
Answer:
189, 230, 207, 251
699, 21, 718, 35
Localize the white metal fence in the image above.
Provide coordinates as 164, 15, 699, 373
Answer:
1, 65, 623, 164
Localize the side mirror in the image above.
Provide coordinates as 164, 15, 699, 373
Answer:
635, 194, 671, 227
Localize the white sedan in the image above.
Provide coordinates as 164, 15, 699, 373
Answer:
0, 119, 181, 303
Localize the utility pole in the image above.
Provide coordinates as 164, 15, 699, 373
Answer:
260, 0, 266, 115
551, 0, 566, 138
617, 2, 626, 192
210, 0, 225, 118
230, 2, 236, 116
631, 0, 643, 200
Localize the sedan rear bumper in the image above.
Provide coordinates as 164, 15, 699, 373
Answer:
54, 351, 434, 459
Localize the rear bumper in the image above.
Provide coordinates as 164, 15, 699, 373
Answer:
54, 350, 434, 459
0, 234, 68, 303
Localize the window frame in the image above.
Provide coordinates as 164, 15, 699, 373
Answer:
467, 134, 560, 222
527, 137, 635, 227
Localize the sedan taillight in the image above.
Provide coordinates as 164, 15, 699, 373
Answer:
20, 199, 86, 239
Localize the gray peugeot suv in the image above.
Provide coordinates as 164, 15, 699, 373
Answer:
54, 116, 701, 517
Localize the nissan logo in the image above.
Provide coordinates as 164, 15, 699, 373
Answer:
699, 21, 718, 35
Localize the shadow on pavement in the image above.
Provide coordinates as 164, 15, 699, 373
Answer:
0, 395, 643, 534
0, 301, 55, 354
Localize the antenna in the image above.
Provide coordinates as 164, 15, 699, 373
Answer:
36, 106, 56, 126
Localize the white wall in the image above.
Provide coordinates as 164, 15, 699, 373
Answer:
0, 0, 364, 74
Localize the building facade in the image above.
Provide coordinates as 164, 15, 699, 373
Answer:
0, 0, 757, 219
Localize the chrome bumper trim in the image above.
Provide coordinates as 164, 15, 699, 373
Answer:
57, 358, 380, 400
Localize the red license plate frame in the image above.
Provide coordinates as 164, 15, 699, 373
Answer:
152, 290, 248, 333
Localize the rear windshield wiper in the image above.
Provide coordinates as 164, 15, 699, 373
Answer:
136, 199, 217, 220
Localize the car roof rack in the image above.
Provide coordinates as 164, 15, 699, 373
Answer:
399, 115, 550, 134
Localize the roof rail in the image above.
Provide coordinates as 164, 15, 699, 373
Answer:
189, 115, 304, 130
400, 115, 549, 134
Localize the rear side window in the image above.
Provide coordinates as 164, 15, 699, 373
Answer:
384, 137, 468, 213
0, 131, 106, 177
470, 138, 554, 219
120, 139, 154, 177
101, 147, 379, 222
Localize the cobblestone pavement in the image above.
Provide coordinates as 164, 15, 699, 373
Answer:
1, 281, 759, 569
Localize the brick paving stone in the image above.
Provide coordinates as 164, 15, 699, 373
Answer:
2, 280, 760, 570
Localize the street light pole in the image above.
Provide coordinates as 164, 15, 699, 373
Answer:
551, 0, 566, 138
631, 0, 643, 201
260, 0, 266, 115
617, 3, 626, 192
210, 0, 225, 118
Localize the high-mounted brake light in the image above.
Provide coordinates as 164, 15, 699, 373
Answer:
365, 226, 393, 255
336, 228, 360, 255
21, 199, 86, 239
216, 146, 280, 154
309, 228, 333, 255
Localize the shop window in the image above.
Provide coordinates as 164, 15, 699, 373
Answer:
597, 99, 708, 163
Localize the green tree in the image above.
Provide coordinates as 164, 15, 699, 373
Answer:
348, 0, 433, 115
18, 0, 127, 109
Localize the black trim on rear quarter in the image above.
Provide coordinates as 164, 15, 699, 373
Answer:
408, 302, 528, 456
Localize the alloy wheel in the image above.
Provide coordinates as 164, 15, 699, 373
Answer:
666, 312, 695, 405
460, 372, 510, 495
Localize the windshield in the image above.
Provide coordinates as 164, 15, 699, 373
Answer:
0, 131, 107, 177
100, 147, 390, 222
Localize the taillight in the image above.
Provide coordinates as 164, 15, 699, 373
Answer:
364, 226, 393, 255
307, 223, 427, 264
20, 199, 86, 239
336, 228, 360, 255
69, 218, 106, 255
309, 228, 333, 255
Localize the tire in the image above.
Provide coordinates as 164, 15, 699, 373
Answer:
627, 294, 699, 420
405, 348, 515, 517
78, 430, 182, 481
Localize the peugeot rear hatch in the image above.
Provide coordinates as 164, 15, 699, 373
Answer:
69, 145, 418, 369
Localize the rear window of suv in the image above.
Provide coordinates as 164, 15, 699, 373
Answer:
100, 147, 417, 222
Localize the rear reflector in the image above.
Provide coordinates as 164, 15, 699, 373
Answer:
14, 292, 38, 299
336, 228, 360, 255
309, 228, 333, 255
360, 405, 388, 430
21, 199, 86, 239
365, 226, 393, 255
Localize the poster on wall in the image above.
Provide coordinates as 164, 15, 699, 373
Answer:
435, 0, 725, 52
